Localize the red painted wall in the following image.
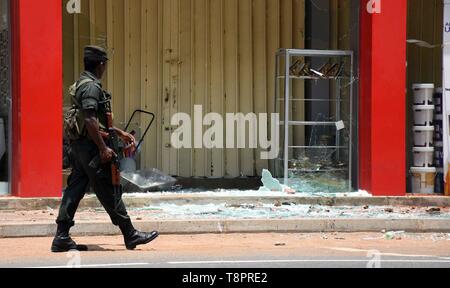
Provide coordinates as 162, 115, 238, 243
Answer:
359, 0, 407, 196
11, 0, 62, 198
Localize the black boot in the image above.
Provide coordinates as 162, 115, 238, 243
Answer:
120, 220, 159, 250
51, 224, 88, 253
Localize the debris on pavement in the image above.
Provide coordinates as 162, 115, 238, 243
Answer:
2, 202, 450, 224
426, 207, 442, 215
385, 231, 405, 240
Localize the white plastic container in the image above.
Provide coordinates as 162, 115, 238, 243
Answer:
413, 126, 435, 147
412, 84, 435, 105
412, 147, 435, 167
435, 141, 443, 148
410, 167, 437, 194
0, 118, 5, 161
413, 105, 435, 126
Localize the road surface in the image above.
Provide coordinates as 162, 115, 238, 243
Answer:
0, 233, 449, 268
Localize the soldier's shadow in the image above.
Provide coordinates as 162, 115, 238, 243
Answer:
85, 245, 116, 252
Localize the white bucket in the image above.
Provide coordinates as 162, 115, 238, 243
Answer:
412, 147, 435, 167
413, 126, 435, 147
410, 167, 437, 194
413, 105, 435, 126
412, 84, 435, 105
0, 118, 5, 161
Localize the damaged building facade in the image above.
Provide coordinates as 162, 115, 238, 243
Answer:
0, 0, 447, 198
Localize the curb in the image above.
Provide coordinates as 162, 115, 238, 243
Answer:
1, 218, 449, 238
1, 195, 450, 211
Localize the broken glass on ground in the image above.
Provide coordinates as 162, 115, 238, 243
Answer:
121, 168, 177, 191
130, 202, 450, 221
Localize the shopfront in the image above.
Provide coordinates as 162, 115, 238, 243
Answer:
5, 0, 418, 198
62, 0, 361, 193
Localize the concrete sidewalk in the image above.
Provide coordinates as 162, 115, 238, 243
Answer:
0, 203, 449, 238
1, 193, 450, 211
0, 193, 449, 238
1, 218, 450, 238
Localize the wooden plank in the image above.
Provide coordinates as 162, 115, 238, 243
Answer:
280, 0, 294, 161
141, 0, 160, 170
154, 0, 165, 171
124, 0, 142, 132
93, 0, 107, 87
253, 0, 268, 176
169, 0, 180, 176
238, 0, 255, 177
266, 0, 280, 116
73, 4, 79, 79
74, 0, 90, 77
89, 0, 96, 45
209, 0, 225, 177
106, 0, 114, 94
94, 0, 107, 47
292, 0, 305, 156
178, 0, 193, 177
266, 0, 280, 173
161, 1, 173, 173
78, 0, 91, 73
124, 0, 130, 124
191, 0, 208, 177
141, 0, 162, 170
224, 0, 240, 177
111, 0, 125, 128
330, 0, 338, 50
338, 0, 351, 50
